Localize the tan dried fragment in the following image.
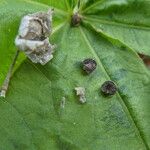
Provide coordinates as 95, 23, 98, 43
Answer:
75, 87, 86, 103
60, 97, 66, 108
15, 9, 55, 65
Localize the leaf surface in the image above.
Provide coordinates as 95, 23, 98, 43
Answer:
0, 0, 150, 149
82, 0, 150, 56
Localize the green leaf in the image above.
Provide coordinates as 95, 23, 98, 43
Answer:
0, 0, 150, 149
31, 0, 69, 11
82, 0, 150, 56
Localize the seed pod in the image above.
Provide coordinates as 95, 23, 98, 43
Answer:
101, 81, 117, 96
82, 58, 97, 74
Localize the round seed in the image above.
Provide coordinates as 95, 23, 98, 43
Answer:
83, 58, 97, 74
101, 81, 117, 96
71, 13, 81, 27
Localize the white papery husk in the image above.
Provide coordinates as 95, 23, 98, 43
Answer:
15, 9, 55, 65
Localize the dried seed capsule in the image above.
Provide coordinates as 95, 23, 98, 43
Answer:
18, 9, 53, 40
15, 9, 55, 65
101, 81, 117, 96
83, 58, 97, 74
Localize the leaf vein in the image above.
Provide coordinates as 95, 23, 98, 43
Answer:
84, 17, 150, 30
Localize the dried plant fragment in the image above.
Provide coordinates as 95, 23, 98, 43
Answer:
15, 37, 54, 64
15, 9, 55, 65
0, 50, 19, 98
75, 87, 86, 103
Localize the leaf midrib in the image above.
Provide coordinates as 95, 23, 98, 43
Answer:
79, 26, 149, 149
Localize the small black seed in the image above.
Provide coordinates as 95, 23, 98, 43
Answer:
101, 81, 117, 96
83, 58, 97, 74
71, 13, 81, 27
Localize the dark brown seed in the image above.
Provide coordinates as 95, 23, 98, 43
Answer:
71, 13, 81, 27
101, 81, 117, 96
83, 58, 97, 74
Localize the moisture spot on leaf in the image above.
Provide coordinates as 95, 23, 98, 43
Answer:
120, 46, 127, 51
75, 87, 86, 104
60, 97, 66, 109
101, 81, 117, 96
82, 58, 97, 74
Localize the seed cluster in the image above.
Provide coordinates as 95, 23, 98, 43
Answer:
14, 10, 118, 101
76, 58, 118, 103
70, 13, 118, 99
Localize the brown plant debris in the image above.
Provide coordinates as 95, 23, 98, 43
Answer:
75, 87, 86, 103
